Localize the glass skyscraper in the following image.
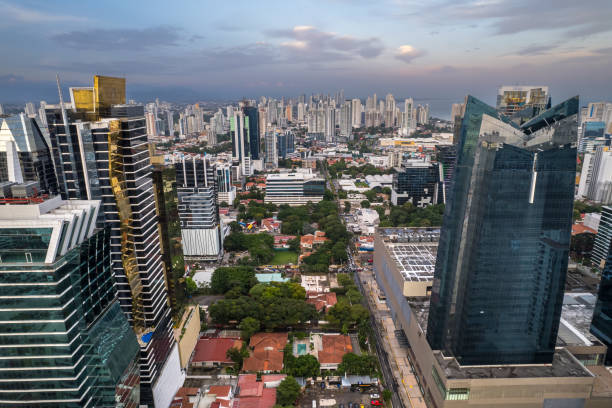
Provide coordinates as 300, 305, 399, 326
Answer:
591, 240, 612, 365
0, 196, 139, 407
426, 95, 579, 365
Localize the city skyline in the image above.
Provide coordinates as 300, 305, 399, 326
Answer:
1, 0, 612, 114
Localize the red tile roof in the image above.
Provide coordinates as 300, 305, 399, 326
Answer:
193, 338, 243, 364
306, 292, 338, 312
234, 375, 277, 408
248, 332, 288, 351
243, 349, 284, 372
318, 335, 352, 364
208, 385, 232, 399
572, 224, 597, 235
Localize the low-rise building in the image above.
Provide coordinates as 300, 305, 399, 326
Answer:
318, 335, 353, 370
306, 292, 338, 312
233, 374, 283, 408
192, 337, 243, 368
243, 333, 288, 373
264, 171, 325, 206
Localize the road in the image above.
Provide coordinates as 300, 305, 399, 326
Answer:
346, 248, 405, 408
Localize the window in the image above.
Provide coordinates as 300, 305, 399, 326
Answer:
447, 388, 470, 401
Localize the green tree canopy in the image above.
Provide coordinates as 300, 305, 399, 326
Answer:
276, 376, 301, 406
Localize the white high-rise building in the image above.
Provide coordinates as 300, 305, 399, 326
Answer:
297, 102, 305, 122
24, 102, 36, 117
351, 98, 362, 128
325, 105, 336, 142
417, 104, 430, 125
578, 147, 612, 204
145, 111, 157, 136
265, 131, 278, 168
340, 101, 352, 139
384, 94, 396, 126
401, 98, 414, 136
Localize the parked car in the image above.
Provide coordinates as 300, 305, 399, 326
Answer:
370, 394, 380, 400
371, 400, 382, 406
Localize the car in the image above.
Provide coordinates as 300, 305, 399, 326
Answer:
371, 400, 382, 406
370, 394, 380, 399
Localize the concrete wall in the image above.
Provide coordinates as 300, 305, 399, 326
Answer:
176, 306, 200, 369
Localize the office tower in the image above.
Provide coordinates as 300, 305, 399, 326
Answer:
265, 131, 278, 168
215, 162, 236, 205
24, 101, 36, 117
591, 239, 612, 364
435, 144, 457, 203
593, 207, 612, 269
242, 105, 260, 160
230, 110, 252, 176
297, 102, 305, 122
258, 107, 267, 140
325, 105, 336, 142
384, 94, 396, 126
175, 155, 223, 261
583, 101, 612, 125
337, 89, 344, 107
264, 171, 326, 206
340, 101, 352, 139
0, 103, 4, 115
351, 98, 362, 127
0, 194, 140, 407
285, 104, 293, 121
496, 85, 550, 117
45, 75, 182, 407
277, 130, 295, 159
0, 113, 58, 194
401, 98, 414, 135
426, 95, 578, 366
577, 147, 612, 203
391, 159, 444, 206
38, 101, 48, 127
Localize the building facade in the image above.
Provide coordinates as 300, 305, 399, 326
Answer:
0, 195, 140, 407
591, 239, 612, 365
427, 95, 579, 365
391, 159, 444, 207
592, 207, 612, 269
264, 171, 325, 206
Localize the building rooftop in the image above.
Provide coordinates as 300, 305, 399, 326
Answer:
435, 347, 594, 380
387, 242, 437, 282
318, 335, 353, 365
558, 292, 602, 347
192, 337, 243, 364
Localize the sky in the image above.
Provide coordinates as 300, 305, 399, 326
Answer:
1, 0, 611, 117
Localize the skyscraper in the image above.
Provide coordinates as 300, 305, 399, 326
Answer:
0, 113, 58, 194
45, 75, 182, 407
175, 155, 223, 261
591, 239, 612, 365
340, 101, 352, 139
265, 131, 278, 168
577, 147, 612, 203
325, 105, 336, 142
351, 98, 362, 128
496, 85, 550, 117
242, 105, 260, 160
391, 159, 443, 207
0, 194, 140, 407
231, 110, 252, 176
384, 93, 396, 126
401, 98, 414, 135
592, 207, 612, 269
426, 95, 578, 365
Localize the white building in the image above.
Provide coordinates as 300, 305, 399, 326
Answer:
578, 147, 612, 204
264, 171, 326, 206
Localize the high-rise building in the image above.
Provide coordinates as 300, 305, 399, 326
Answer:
391, 159, 444, 207
450, 102, 465, 124
166, 110, 174, 136
45, 75, 182, 407
297, 102, 305, 122
277, 130, 295, 159
231, 110, 252, 176
325, 105, 336, 142
24, 101, 36, 117
264, 171, 326, 206
591, 238, 612, 365
215, 162, 236, 205
0, 103, 4, 115
0, 194, 140, 407
351, 98, 362, 128
496, 85, 550, 117
265, 131, 278, 168
0, 113, 58, 194
145, 111, 157, 137
340, 101, 352, 139
384, 94, 396, 126
175, 155, 223, 261
579, 121, 608, 153
426, 95, 578, 366
242, 105, 260, 160
577, 147, 612, 203
435, 144, 457, 203
401, 98, 414, 135
593, 207, 612, 269
416, 104, 429, 125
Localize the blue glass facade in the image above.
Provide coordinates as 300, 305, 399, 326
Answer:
0, 226, 139, 407
243, 106, 260, 160
426, 96, 578, 365
591, 241, 612, 365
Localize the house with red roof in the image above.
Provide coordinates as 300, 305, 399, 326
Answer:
170, 387, 200, 408
273, 235, 296, 249
318, 334, 353, 370
232, 374, 285, 408
242, 333, 288, 373
191, 337, 243, 368
306, 291, 338, 312
260, 218, 281, 234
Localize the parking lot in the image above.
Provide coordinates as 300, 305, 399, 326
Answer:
298, 385, 381, 408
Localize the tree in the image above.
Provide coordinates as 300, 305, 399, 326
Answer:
288, 236, 301, 252
229, 221, 242, 233
185, 277, 198, 295
220, 201, 229, 208
337, 353, 379, 376
323, 189, 335, 201
210, 266, 257, 294
382, 389, 392, 403
285, 354, 320, 378
226, 346, 249, 371
276, 376, 301, 406
344, 201, 351, 213
338, 190, 348, 199
361, 200, 370, 208
239, 317, 260, 340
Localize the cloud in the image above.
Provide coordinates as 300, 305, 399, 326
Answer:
51, 26, 184, 51
416, 0, 612, 38
515, 44, 554, 56
1, 1, 86, 23
395, 45, 426, 63
267, 26, 384, 61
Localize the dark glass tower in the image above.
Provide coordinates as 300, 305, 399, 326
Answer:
243, 106, 260, 160
591, 241, 612, 365
426, 95, 578, 365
